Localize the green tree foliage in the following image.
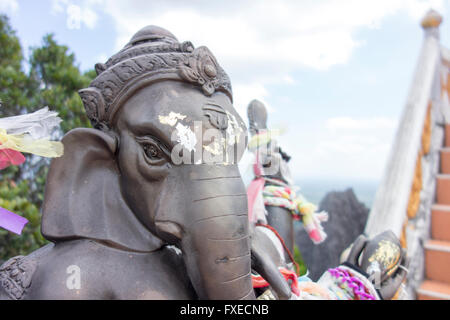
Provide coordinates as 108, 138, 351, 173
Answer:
0, 14, 94, 262
294, 245, 308, 276
29, 34, 93, 132
0, 15, 29, 117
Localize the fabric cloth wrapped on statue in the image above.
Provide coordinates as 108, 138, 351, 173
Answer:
0, 107, 64, 235
0, 107, 64, 165
262, 184, 328, 244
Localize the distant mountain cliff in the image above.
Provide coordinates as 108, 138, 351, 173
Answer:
295, 188, 369, 280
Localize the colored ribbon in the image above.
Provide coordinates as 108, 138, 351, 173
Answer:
262, 184, 328, 244
247, 177, 265, 223
0, 206, 28, 235
0, 128, 63, 158
252, 267, 300, 296
246, 149, 328, 244
247, 160, 267, 223
248, 129, 285, 149
328, 267, 376, 300
0, 148, 26, 170
0, 107, 64, 158
256, 222, 301, 276
0, 107, 62, 139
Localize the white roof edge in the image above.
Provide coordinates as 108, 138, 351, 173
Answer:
442, 46, 450, 63
417, 288, 450, 300
425, 242, 450, 252
432, 203, 450, 211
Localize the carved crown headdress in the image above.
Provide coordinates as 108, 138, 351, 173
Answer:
79, 25, 233, 129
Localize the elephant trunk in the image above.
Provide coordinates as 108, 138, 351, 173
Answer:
181, 213, 255, 300
178, 166, 255, 300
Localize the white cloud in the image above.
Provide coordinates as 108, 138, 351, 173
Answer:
51, 0, 98, 30
90, 0, 445, 70
66, 4, 83, 29
278, 116, 398, 180
74, 0, 446, 100
51, 0, 66, 14
0, 0, 18, 13
96, 53, 108, 64
232, 82, 271, 117
403, 0, 446, 19
326, 117, 397, 131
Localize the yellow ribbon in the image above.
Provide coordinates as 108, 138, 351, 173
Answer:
248, 129, 285, 149
0, 129, 63, 158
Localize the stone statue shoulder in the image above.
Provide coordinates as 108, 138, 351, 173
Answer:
1, 240, 194, 299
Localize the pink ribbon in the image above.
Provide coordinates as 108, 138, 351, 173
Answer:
247, 159, 266, 223
247, 177, 265, 223
0, 207, 28, 235
0, 148, 25, 170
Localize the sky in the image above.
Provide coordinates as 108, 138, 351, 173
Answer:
1, 0, 449, 183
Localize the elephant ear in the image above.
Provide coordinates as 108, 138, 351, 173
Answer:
41, 128, 164, 252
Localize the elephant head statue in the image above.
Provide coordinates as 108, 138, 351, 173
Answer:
1, 26, 256, 300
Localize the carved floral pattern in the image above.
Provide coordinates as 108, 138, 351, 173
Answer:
0, 255, 37, 300
79, 37, 232, 129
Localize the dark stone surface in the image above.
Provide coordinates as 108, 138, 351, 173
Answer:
294, 188, 369, 281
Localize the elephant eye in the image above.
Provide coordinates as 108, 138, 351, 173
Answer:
138, 138, 167, 165
144, 143, 159, 159
136, 135, 170, 166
